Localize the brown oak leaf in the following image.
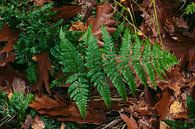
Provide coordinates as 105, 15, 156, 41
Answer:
87, 3, 117, 46
34, 52, 52, 94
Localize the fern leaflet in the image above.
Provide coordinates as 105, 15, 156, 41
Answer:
102, 26, 127, 100
84, 25, 111, 107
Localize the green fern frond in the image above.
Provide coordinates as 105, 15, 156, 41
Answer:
113, 21, 125, 41
102, 26, 127, 100
59, 28, 84, 73
84, 25, 111, 107
118, 29, 136, 95
142, 39, 156, 87
67, 73, 89, 119
26, 62, 38, 84
131, 34, 148, 87
117, 30, 178, 89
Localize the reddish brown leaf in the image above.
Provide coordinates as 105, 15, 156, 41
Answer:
52, 5, 82, 21
0, 24, 18, 53
144, 87, 153, 106
34, 52, 52, 94
158, 68, 184, 96
120, 113, 139, 129
0, 51, 15, 66
155, 88, 174, 120
87, 3, 117, 46
30, 95, 106, 124
29, 95, 66, 110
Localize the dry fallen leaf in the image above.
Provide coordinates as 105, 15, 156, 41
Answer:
87, 3, 117, 46
156, 88, 174, 120
34, 52, 53, 94
158, 68, 183, 96
31, 115, 45, 129
30, 95, 107, 124
120, 113, 139, 129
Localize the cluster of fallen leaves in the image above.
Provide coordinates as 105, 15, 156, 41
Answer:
0, 0, 195, 128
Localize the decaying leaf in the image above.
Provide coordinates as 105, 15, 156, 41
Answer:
156, 88, 174, 120
31, 115, 45, 129
30, 95, 107, 124
87, 3, 117, 46
158, 68, 184, 96
34, 52, 52, 94
120, 113, 139, 129
53, 5, 82, 21
0, 24, 18, 53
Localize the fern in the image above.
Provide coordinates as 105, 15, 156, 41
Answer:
26, 62, 38, 84
184, 2, 195, 15
58, 25, 178, 118
84, 25, 111, 107
102, 26, 127, 100
102, 26, 178, 93
67, 73, 89, 119
59, 27, 85, 73
59, 28, 88, 119
118, 29, 136, 95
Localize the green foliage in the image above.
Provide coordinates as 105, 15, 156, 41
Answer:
59, 27, 85, 73
26, 62, 38, 84
184, 2, 195, 15
67, 73, 89, 119
0, 1, 63, 85
84, 25, 111, 107
164, 120, 191, 129
0, 92, 34, 124
58, 25, 178, 118
59, 28, 89, 119
102, 26, 127, 100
